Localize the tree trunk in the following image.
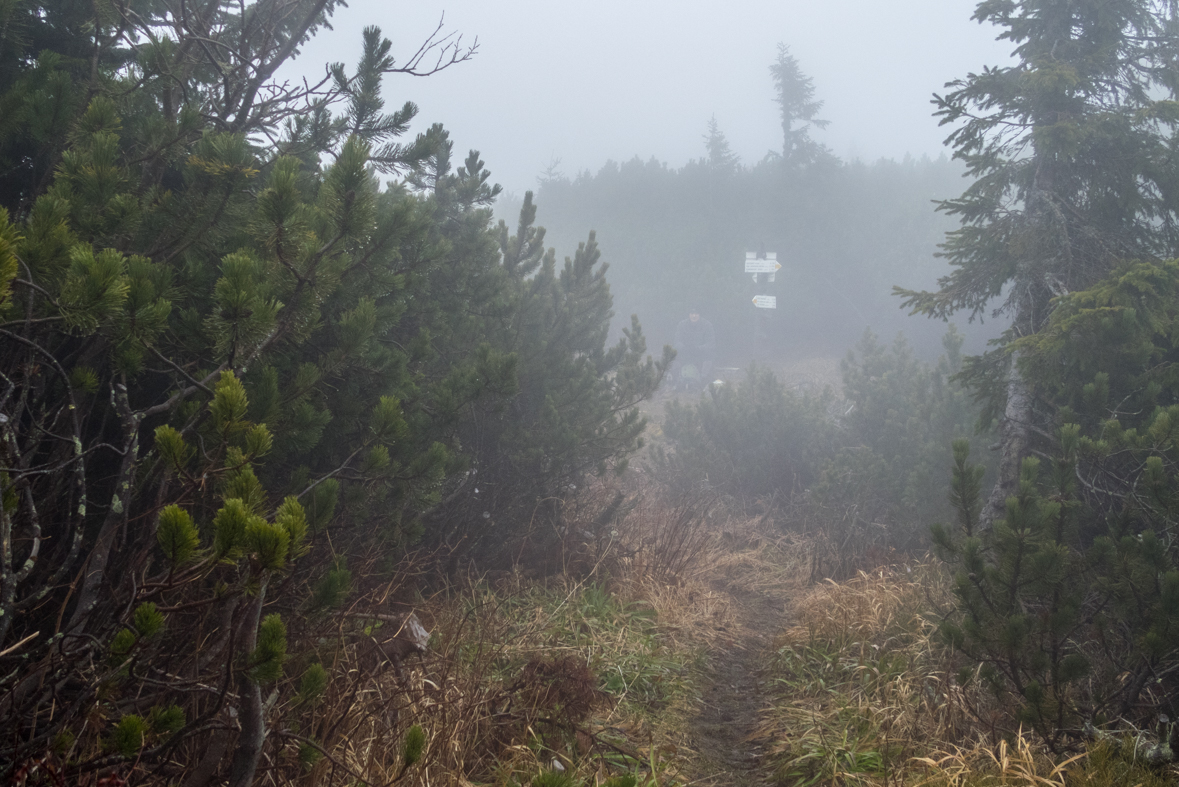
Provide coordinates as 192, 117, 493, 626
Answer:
981, 350, 1033, 529
227, 581, 268, 787
67, 387, 140, 633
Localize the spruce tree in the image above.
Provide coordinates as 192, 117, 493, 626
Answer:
898, 0, 1179, 526
768, 43, 830, 167
916, 0, 1179, 750
704, 115, 740, 174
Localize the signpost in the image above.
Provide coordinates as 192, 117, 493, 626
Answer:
746, 249, 777, 351
744, 253, 782, 275
746, 251, 778, 307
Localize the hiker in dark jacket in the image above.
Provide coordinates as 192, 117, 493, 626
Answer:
674, 306, 715, 388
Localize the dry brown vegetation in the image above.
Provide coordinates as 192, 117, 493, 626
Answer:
238, 482, 736, 786
757, 562, 1179, 787
174, 485, 1179, 787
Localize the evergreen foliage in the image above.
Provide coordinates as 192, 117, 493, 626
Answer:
511, 45, 982, 369
769, 43, 831, 167
703, 115, 740, 174
430, 191, 670, 562
0, 4, 664, 781
402, 723, 426, 768
903, 0, 1179, 322
530, 148, 972, 364
897, 0, 1179, 523
934, 259, 1179, 749
656, 366, 837, 500
905, 0, 1179, 750
656, 329, 985, 564
812, 328, 983, 552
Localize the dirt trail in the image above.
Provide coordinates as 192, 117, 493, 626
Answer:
636, 355, 831, 785
682, 563, 796, 786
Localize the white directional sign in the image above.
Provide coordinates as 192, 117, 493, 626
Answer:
744, 252, 782, 274
752, 295, 777, 309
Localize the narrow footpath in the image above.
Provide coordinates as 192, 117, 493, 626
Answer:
681, 549, 796, 787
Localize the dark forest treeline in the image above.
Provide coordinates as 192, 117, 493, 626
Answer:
511, 126, 1000, 364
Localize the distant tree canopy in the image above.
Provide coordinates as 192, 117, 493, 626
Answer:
525, 145, 981, 365
0, 1, 667, 780
703, 115, 740, 174
513, 47, 995, 368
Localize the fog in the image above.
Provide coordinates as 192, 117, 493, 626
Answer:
290, 0, 1014, 194
282, 1, 1019, 362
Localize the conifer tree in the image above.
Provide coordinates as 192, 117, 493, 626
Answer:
0, 6, 503, 782
768, 43, 830, 166
0, 2, 668, 779
898, 0, 1179, 526
432, 192, 672, 561
916, 0, 1179, 750
704, 115, 740, 173
934, 260, 1179, 748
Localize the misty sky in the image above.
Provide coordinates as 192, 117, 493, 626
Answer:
291, 1, 1014, 195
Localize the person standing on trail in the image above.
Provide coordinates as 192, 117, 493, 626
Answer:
674, 305, 716, 390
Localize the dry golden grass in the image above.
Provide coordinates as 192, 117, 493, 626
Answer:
789, 566, 931, 641
284, 484, 759, 786
285, 490, 1179, 787
912, 731, 1083, 787
613, 511, 803, 647
910, 732, 1179, 786
604, 506, 807, 781
754, 563, 963, 785
765, 561, 982, 743
756, 559, 1179, 787
296, 586, 533, 786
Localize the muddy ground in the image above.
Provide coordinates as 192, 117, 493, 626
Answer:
683, 573, 789, 787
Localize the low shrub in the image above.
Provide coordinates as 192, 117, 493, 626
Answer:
652, 364, 838, 503
929, 261, 1179, 752
652, 328, 990, 577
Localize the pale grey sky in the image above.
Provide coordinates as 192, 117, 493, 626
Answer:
291, 1, 1014, 193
